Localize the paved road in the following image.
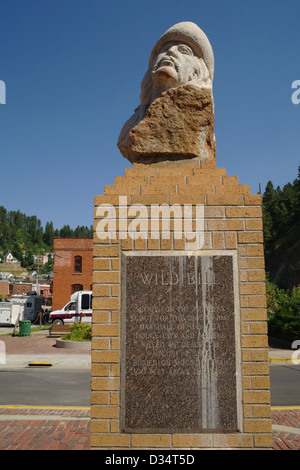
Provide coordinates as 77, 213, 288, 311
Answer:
0, 368, 91, 406
270, 364, 300, 406
0, 362, 299, 408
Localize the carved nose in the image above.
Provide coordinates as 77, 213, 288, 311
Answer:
166, 45, 178, 56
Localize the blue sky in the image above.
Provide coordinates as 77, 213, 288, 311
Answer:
0, 0, 299, 230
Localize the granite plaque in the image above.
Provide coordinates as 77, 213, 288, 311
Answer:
121, 252, 240, 433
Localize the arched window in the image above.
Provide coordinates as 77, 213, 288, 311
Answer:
71, 284, 83, 295
74, 255, 82, 273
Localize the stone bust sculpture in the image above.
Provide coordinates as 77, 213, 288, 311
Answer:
118, 22, 216, 164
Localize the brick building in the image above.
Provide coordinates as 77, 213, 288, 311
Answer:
0, 280, 9, 300
52, 238, 93, 311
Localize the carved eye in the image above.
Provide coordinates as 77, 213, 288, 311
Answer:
178, 45, 193, 55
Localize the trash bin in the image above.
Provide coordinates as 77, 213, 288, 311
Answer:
19, 320, 31, 337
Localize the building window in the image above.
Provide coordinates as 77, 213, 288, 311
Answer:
74, 256, 82, 273
71, 284, 83, 295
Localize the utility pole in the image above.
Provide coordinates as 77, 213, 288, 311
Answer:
36, 256, 40, 295
36, 255, 42, 327
2, 253, 6, 301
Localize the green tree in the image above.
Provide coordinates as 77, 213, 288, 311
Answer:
59, 225, 74, 238
25, 216, 44, 246
267, 281, 300, 343
0, 223, 12, 253
41, 258, 54, 274
262, 181, 279, 256
0, 205, 93, 264
11, 242, 23, 262
43, 221, 54, 249
21, 251, 34, 269
74, 225, 93, 238
294, 166, 300, 220
262, 167, 300, 289
0, 206, 7, 225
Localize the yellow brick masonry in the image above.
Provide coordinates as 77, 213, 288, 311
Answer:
91, 160, 272, 450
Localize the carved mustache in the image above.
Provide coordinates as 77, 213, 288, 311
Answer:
152, 54, 179, 72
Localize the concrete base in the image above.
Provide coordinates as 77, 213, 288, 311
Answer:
55, 338, 91, 350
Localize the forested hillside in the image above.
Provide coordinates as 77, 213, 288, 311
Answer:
263, 166, 300, 290
262, 167, 300, 343
0, 206, 92, 269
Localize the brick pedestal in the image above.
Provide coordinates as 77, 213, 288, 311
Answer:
91, 160, 272, 450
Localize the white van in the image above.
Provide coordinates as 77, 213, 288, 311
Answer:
50, 290, 92, 325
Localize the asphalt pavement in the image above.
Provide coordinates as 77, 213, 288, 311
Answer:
0, 327, 299, 450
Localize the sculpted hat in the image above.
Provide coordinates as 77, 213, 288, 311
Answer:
149, 21, 214, 81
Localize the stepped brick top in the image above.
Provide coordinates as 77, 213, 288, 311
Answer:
94, 161, 260, 208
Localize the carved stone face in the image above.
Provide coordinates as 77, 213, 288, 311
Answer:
151, 41, 201, 90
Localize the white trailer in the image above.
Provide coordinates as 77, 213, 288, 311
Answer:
0, 295, 26, 326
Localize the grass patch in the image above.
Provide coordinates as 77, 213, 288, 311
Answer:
62, 322, 91, 342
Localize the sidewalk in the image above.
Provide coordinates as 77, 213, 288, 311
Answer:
0, 328, 299, 450
272, 408, 300, 450
0, 328, 91, 369
269, 347, 298, 364
0, 405, 299, 450
0, 406, 90, 450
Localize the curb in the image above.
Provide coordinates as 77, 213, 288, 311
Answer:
55, 338, 91, 350
269, 358, 293, 363
269, 358, 300, 364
